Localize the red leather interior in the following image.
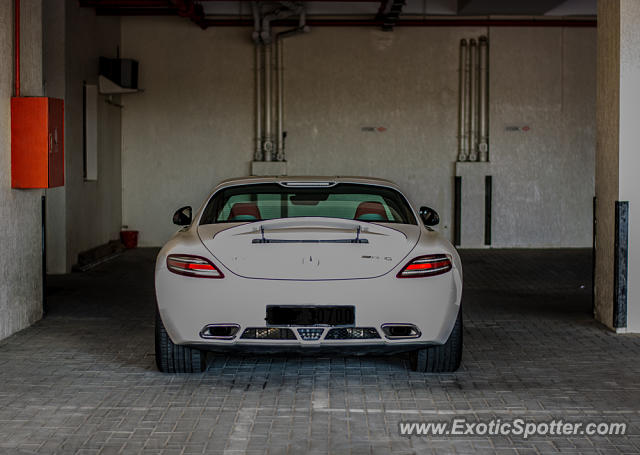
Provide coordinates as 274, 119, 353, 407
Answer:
228, 202, 261, 220
354, 201, 388, 220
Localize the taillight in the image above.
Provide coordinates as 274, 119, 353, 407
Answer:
397, 254, 452, 278
166, 254, 224, 278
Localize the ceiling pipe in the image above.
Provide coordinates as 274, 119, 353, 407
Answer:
261, 5, 296, 43
375, 0, 389, 19
381, 0, 405, 31
14, 0, 20, 97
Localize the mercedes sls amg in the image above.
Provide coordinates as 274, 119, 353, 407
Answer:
155, 176, 462, 373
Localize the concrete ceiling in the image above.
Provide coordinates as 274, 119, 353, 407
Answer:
81, 0, 596, 30
83, 0, 597, 17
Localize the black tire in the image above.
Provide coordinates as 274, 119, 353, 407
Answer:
410, 307, 462, 373
155, 309, 206, 373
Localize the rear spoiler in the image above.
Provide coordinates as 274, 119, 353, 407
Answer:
252, 225, 368, 244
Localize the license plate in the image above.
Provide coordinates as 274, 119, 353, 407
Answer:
266, 305, 355, 326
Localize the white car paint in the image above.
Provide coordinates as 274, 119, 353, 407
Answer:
155, 176, 462, 351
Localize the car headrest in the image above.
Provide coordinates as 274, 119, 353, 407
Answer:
228, 202, 261, 221
354, 201, 388, 221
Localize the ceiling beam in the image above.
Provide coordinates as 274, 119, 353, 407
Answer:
457, 0, 567, 15
195, 17, 597, 27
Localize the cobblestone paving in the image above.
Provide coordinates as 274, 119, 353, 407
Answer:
1, 248, 639, 454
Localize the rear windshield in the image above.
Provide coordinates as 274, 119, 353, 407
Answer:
200, 183, 417, 225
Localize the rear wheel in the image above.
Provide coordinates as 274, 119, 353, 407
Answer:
410, 307, 462, 373
155, 309, 206, 373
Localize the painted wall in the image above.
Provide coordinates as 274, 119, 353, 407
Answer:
490, 27, 596, 247
42, 1, 123, 273
0, 0, 44, 339
121, 17, 596, 249
121, 21, 251, 246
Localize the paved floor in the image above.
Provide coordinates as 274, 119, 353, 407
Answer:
1, 248, 639, 454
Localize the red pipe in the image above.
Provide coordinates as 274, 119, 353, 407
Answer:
14, 0, 20, 97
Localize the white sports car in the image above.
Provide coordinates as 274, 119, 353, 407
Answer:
155, 176, 462, 373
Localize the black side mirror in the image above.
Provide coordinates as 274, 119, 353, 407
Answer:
419, 206, 440, 226
173, 206, 192, 226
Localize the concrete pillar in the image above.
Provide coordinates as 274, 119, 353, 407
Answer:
0, 0, 45, 340
595, 0, 640, 332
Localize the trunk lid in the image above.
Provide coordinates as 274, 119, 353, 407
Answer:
198, 217, 419, 280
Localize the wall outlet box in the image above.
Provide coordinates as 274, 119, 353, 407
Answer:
11, 97, 64, 189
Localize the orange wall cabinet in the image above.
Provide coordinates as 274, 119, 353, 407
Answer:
11, 97, 64, 189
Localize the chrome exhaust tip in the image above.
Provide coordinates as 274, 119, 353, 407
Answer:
381, 323, 421, 339
199, 324, 240, 340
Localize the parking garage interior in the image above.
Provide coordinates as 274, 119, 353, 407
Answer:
1, 0, 640, 453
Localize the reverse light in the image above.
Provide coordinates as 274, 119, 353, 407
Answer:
166, 254, 224, 278
397, 254, 452, 278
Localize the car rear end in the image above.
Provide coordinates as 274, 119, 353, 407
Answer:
155, 177, 462, 371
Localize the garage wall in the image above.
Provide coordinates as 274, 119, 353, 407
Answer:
63, 2, 122, 271
0, 0, 44, 340
121, 17, 596, 248
490, 27, 596, 246
121, 21, 252, 246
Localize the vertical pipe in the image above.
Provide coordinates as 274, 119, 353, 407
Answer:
254, 44, 263, 161
263, 42, 273, 161
478, 36, 489, 162
276, 38, 284, 161
457, 39, 467, 162
468, 38, 478, 162
454, 176, 461, 246
463, 41, 471, 160
14, 0, 20, 97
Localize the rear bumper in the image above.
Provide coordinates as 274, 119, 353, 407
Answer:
156, 261, 462, 349
184, 342, 435, 356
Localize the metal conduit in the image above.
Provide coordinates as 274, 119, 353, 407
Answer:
463, 39, 471, 160
263, 42, 273, 161
478, 36, 489, 162
458, 34, 489, 163
276, 38, 284, 161
468, 38, 478, 162
252, 2, 307, 162
457, 39, 467, 162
